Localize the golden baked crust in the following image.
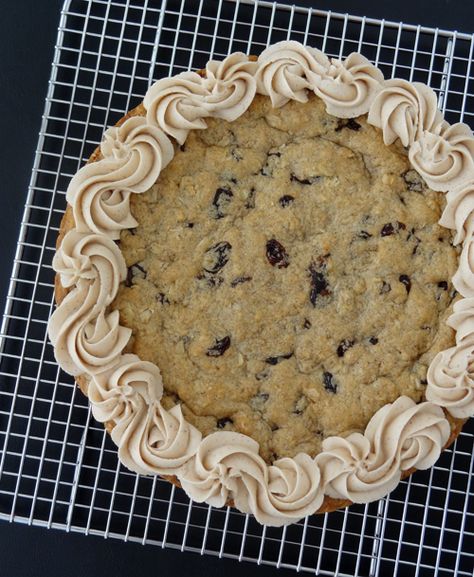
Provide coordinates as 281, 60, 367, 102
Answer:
54, 97, 466, 517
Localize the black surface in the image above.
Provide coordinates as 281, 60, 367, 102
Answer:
0, 1, 472, 577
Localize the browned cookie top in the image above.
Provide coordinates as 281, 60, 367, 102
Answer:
112, 93, 457, 463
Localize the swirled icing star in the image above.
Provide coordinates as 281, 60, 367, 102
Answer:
368, 78, 442, 146
256, 41, 329, 107
409, 121, 474, 192
316, 397, 450, 502
67, 116, 174, 238
312, 53, 384, 118
179, 432, 324, 526
90, 354, 202, 474
439, 180, 474, 245
427, 337, 474, 418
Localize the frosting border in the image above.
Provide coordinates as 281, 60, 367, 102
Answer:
48, 41, 473, 527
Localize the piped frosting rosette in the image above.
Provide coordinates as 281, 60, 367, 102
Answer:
66, 115, 174, 239
256, 43, 384, 117
447, 297, 474, 342
49, 231, 131, 376
179, 432, 324, 526
89, 355, 202, 475
408, 121, 474, 192
438, 180, 474, 298
143, 72, 209, 145
315, 397, 450, 503
47, 40, 474, 526
368, 79, 443, 146
255, 40, 330, 107
312, 52, 384, 117
440, 180, 474, 244
427, 338, 474, 419
144, 53, 258, 144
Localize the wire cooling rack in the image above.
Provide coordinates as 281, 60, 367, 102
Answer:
0, 1, 473, 575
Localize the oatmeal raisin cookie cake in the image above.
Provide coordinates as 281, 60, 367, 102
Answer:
49, 42, 474, 526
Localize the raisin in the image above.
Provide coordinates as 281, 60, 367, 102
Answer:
399, 274, 411, 294
358, 230, 372, 239
266, 239, 290, 268
245, 187, 256, 209
256, 371, 269, 381
157, 292, 170, 304
217, 417, 233, 428
206, 336, 231, 357
409, 231, 422, 254
337, 339, 354, 357
369, 337, 378, 345
270, 423, 279, 432
212, 187, 233, 219
381, 221, 406, 236
203, 241, 232, 274
308, 255, 331, 305
210, 277, 224, 288
347, 118, 362, 130
323, 372, 338, 393
380, 281, 391, 294
402, 169, 423, 192
438, 281, 448, 290
231, 275, 252, 287
407, 229, 422, 253
381, 223, 395, 236
303, 318, 312, 329
197, 273, 224, 288
279, 195, 295, 207
265, 352, 293, 365
290, 173, 321, 185
134, 263, 146, 275
129, 228, 137, 236
336, 118, 361, 131
309, 271, 330, 304
125, 263, 146, 287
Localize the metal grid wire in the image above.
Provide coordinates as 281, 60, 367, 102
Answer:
0, 0, 473, 575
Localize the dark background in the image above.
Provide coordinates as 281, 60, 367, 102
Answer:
0, 1, 472, 576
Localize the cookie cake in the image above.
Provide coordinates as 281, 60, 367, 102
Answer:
48, 41, 474, 526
